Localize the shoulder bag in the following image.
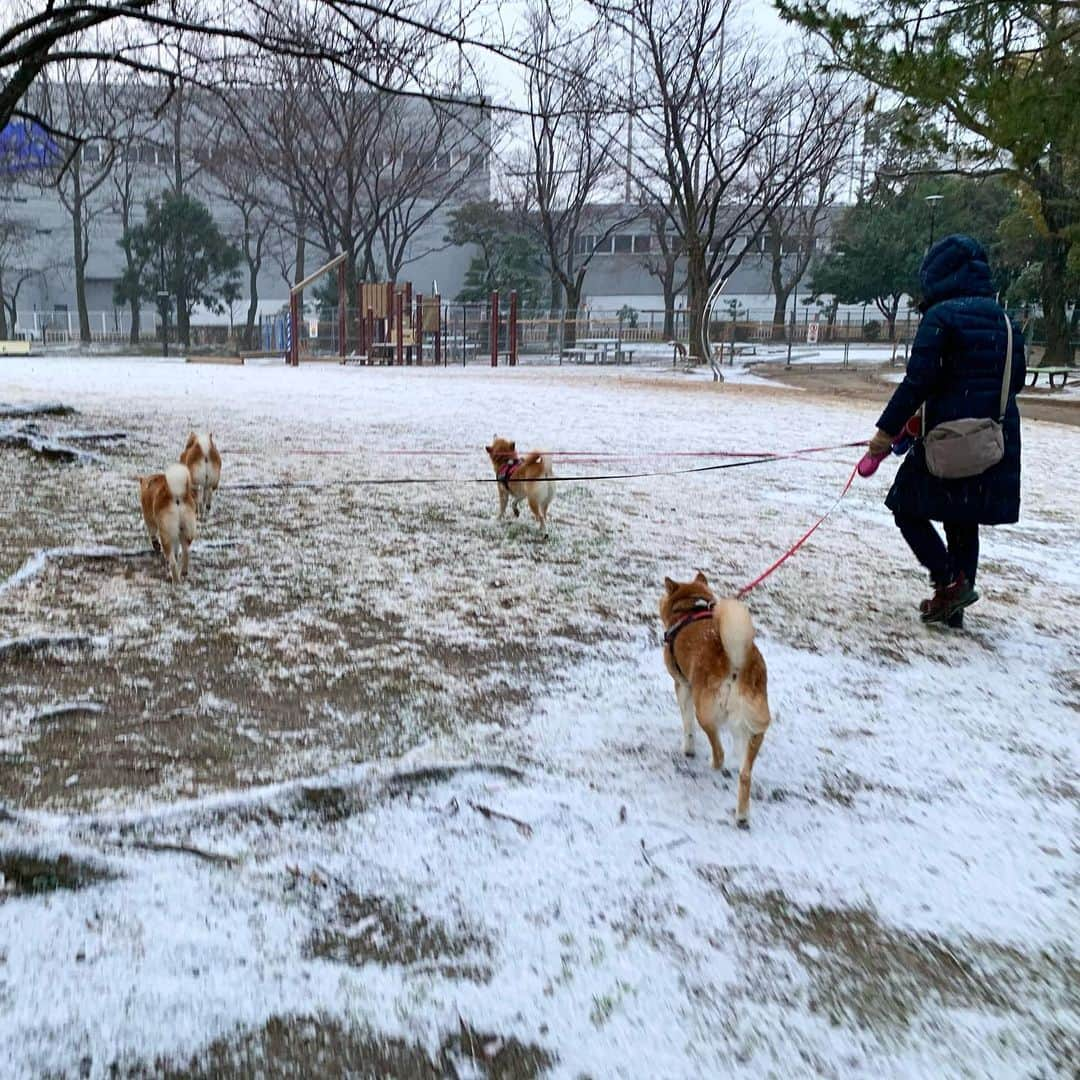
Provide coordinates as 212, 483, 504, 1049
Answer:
922, 313, 1012, 480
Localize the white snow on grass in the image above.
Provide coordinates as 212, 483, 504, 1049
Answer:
0, 354, 1077, 1078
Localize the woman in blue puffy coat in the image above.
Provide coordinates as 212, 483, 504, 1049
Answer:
868, 234, 1026, 626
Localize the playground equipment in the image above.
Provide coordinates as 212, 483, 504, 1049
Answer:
287, 253, 348, 367
282, 255, 521, 367
352, 281, 443, 366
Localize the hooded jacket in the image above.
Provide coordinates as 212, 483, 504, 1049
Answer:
878, 234, 1025, 525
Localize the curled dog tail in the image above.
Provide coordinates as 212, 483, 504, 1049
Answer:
521, 451, 553, 477
713, 598, 755, 674
165, 463, 190, 500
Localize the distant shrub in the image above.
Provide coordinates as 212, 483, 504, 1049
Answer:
863, 319, 882, 341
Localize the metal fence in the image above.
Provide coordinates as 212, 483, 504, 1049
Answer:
15, 302, 1075, 360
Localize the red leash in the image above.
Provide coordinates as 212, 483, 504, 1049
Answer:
736, 462, 860, 599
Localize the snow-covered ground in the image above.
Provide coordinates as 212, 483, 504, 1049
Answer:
1, 356, 1077, 1078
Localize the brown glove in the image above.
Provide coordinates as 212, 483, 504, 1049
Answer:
868, 429, 893, 457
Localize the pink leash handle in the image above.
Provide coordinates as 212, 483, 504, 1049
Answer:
857, 451, 887, 478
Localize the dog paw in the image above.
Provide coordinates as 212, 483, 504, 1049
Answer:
682, 744, 696, 758
736, 817, 750, 831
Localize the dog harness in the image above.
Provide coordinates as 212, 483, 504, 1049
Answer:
663, 598, 715, 678
497, 458, 523, 490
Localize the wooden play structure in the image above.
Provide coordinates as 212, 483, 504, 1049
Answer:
349, 281, 443, 366
283, 254, 520, 367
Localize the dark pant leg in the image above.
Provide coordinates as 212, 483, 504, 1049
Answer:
894, 512, 951, 586
943, 522, 979, 584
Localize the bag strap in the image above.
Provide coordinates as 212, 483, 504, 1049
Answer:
999, 311, 1013, 421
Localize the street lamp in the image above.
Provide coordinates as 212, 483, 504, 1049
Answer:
925, 194, 944, 249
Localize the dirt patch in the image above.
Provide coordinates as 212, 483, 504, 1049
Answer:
90, 1014, 555, 1079
305, 890, 493, 983
0, 850, 113, 896
698, 865, 1077, 1032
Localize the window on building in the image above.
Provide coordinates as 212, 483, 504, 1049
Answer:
82, 143, 100, 164
433, 153, 453, 172
139, 142, 158, 165
633, 235, 652, 254
468, 151, 487, 172
612, 234, 633, 254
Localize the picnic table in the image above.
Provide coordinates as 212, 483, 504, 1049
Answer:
1026, 366, 1079, 389
562, 338, 635, 365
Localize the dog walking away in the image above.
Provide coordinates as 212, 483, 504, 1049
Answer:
485, 436, 555, 532
180, 432, 221, 519
139, 463, 198, 584
660, 572, 772, 828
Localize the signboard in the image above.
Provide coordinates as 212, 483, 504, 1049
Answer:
806, 319, 820, 344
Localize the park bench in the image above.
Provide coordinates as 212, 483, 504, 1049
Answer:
1026, 366, 1079, 389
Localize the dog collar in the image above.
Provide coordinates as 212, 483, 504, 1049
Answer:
662, 600, 715, 646
497, 458, 522, 489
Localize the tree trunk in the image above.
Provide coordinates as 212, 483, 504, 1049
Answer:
244, 256, 259, 351
771, 288, 791, 342
768, 232, 788, 341
70, 167, 92, 345
562, 280, 582, 350
685, 243, 709, 363
0, 274, 8, 339
293, 231, 306, 313
1039, 239, 1072, 365
662, 274, 676, 339
129, 299, 141, 345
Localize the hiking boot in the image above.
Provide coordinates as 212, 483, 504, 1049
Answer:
920, 574, 978, 625
918, 601, 967, 627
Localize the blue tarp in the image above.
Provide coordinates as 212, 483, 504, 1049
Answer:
0, 119, 60, 174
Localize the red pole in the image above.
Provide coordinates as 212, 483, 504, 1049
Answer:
338, 262, 347, 361
395, 291, 404, 366
490, 290, 499, 367
289, 291, 299, 367
366, 307, 374, 365
415, 292, 423, 366
435, 297, 443, 366
385, 281, 393, 352
357, 283, 365, 356
509, 290, 518, 366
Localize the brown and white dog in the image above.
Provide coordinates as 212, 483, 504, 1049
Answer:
485, 436, 555, 532
660, 572, 772, 828
180, 432, 221, 519
139, 463, 198, 584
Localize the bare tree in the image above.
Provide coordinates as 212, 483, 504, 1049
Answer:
598, 0, 859, 365
0, 204, 54, 338
516, 5, 631, 349
372, 98, 489, 283
36, 60, 119, 344
197, 98, 280, 348
640, 196, 686, 339
762, 174, 835, 339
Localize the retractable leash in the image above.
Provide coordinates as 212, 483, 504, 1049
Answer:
856, 416, 921, 478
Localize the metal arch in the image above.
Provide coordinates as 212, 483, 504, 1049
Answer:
701, 274, 730, 383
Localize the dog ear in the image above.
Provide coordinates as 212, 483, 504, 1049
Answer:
484, 445, 492, 455
509, 440, 516, 451
694, 570, 708, 585
663, 577, 679, 595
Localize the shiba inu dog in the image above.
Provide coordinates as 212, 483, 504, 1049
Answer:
180, 432, 221, 519
660, 572, 772, 828
485, 436, 555, 532
139, 463, 198, 583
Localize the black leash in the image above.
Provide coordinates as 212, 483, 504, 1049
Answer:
222, 454, 782, 492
